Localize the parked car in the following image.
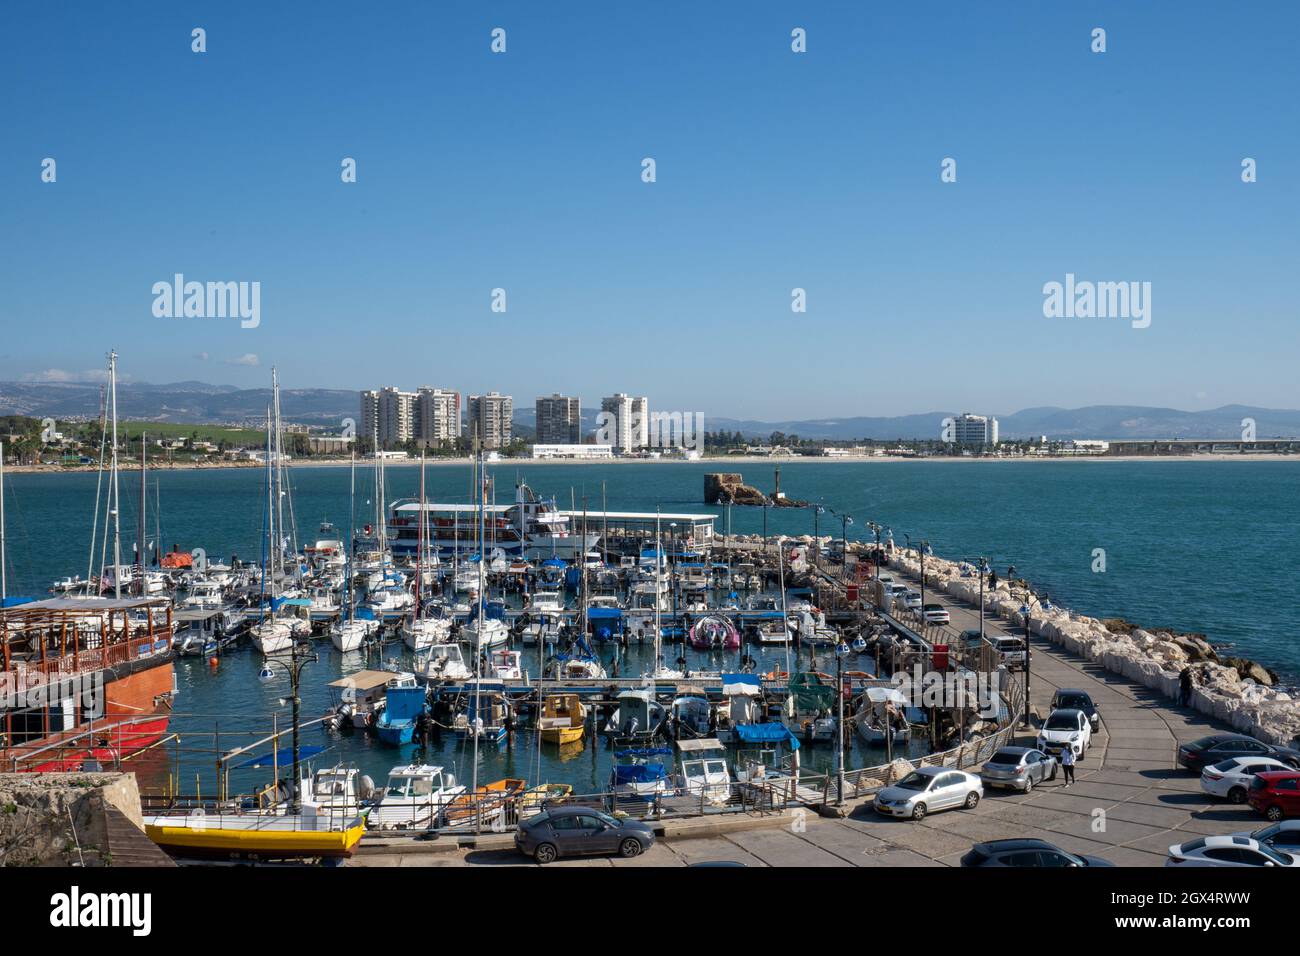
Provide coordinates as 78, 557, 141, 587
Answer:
921, 604, 950, 625
989, 635, 1029, 670
1037, 708, 1091, 758
980, 746, 1058, 792
1050, 689, 1100, 733
1177, 734, 1300, 773
1166, 834, 1299, 867
1231, 820, 1300, 852
514, 806, 656, 863
1248, 771, 1300, 822
873, 767, 982, 820
961, 838, 1113, 867
1201, 756, 1293, 804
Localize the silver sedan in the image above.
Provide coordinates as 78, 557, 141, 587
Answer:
981, 747, 1058, 792
874, 767, 983, 820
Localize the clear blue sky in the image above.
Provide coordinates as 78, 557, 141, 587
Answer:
1, 2, 1296, 419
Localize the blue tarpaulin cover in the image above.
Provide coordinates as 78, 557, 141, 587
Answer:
734, 723, 800, 751
233, 745, 325, 770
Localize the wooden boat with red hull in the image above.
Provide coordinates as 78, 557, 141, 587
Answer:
1, 597, 176, 773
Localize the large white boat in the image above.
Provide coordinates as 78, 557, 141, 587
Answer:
387, 482, 600, 560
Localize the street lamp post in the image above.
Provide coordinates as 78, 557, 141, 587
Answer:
258, 641, 318, 813
813, 504, 823, 569
835, 640, 850, 805
977, 556, 989, 642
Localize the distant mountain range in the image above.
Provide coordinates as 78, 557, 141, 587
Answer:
2, 381, 1297, 440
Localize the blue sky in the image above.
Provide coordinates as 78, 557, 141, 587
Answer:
1, 2, 1296, 419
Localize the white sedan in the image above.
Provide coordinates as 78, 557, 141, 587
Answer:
1166, 835, 1300, 867
921, 604, 950, 625
902, 591, 923, 611
1200, 756, 1293, 804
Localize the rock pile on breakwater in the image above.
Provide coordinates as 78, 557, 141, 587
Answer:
886, 549, 1300, 749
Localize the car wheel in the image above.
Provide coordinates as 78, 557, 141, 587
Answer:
534, 843, 558, 864
964, 791, 980, 809
1048, 765, 1058, 781
911, 802, 928, 821
1023, 776, 1034, 793
1227, 786, 1247, 805
1267, 805, 1284, 822
619, 838, 643, 858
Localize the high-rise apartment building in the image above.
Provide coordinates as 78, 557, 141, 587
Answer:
415, 387, 461, 446
359, 387, 417, 447
535, 393, 581, 445
600, 393, 648, 453
467, 392, 513, 449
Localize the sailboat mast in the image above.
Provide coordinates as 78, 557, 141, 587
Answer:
416, 449, 425, 620
654, 507, 662, 671
470, 445, 485, 805
0, 441, 6, 602
109, 350, 122, 600
272, 368, 284, 582
137, 432, 146, 595
266, 407, 275, 604
346, 452, 355, 622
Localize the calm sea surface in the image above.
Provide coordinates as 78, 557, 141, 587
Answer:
4, 459, 1296, 795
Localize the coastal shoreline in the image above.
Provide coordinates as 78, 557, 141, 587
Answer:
7, 452, 1299, 475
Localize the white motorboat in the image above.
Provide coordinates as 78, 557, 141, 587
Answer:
674, 739, 732, 806
463, 617, 509, 649
368, 764, 465, 830
330, 618, 375, 653
402, 615, 452, 652
528, 588, 565, 614
413, 643, 473, 682
487, 649, 523, 680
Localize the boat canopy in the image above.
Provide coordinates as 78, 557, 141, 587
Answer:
676, 738, 725, 753
587, 607, 623, 620
864, 687, 909, 705
722, 673, 762, 696
787, 672, 835, 712
615, 747, 672, 758
734, 723, 800, 751
328, 670, 397, 691
233, 745, 326, 770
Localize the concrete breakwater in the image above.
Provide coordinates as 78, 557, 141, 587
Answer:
884, 548, 1300, 749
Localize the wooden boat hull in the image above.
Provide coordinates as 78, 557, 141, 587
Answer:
540, 725, 584, 746
143, 817, 366, 860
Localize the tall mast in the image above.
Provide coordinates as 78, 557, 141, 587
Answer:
272, 368, 284, 583
416, 449, 425, 620
266, 407, 275, 603
109, 350, 122, 599
0, 441, 6, 602
654, 507, 662, 672
346, 452, 355, 622
137, 431, 146, 595
470, 445, 485, 804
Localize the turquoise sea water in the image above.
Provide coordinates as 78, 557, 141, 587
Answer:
4, 459, 1296, 795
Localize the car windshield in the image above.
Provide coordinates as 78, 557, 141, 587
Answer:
988, 751, 1022, 766
1250, 823, 1281, 841
1258, 844, 1292, 865
1210, 758, 1241, 772
1045, 714, 1078, 730
1189, 735, 1220, 749
1057, 695, 1088, 709
923, 604, 942, 612
895, 772, 933, 791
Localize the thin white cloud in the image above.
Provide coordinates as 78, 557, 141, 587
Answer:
194, 351, 210, 362
225, 353, 260, 367
21, 368, 116, 384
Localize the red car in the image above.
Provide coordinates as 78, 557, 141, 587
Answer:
1248, 771, 1300, 821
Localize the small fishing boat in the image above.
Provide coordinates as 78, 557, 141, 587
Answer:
375, 682, 426, 746
605, 688, 666, 742
323, 669, 397, 733
413, 643, 473, 682
452, 681, 512, 744
442, 778, 526, 830
368, 764, 465, 829
609, 748, 672, 803
487, 648, 523, 680
675, 738, 732, 806
527, 588, 565, 613
669, 694, 713, 739
688, 615, 740, 652
520, 613, 561, 647
143, 811, 366, 861
548, 653, 608, 680
538, 694, 586, 745
853, 686, 912, 745
463, 617, 510, 649
518, 783, 572, 818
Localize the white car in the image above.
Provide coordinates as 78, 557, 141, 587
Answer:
1166, 834, 1300, 867
1201, 756, 1293, 804
873, 767, 983, 820
1037, 708, 1091, 758
902, 591, 923, 611
921, 604, 950, 625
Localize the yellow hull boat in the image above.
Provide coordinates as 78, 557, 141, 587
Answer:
143, 813, 367, 860
538, 694, 586, 746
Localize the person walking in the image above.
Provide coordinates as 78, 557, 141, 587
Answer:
1060, 745, 1076, 787
1179, 666, 1194, 707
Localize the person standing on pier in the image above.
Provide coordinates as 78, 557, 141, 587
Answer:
1179, 666, 1194, 707
1060, 745, 1076, 787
